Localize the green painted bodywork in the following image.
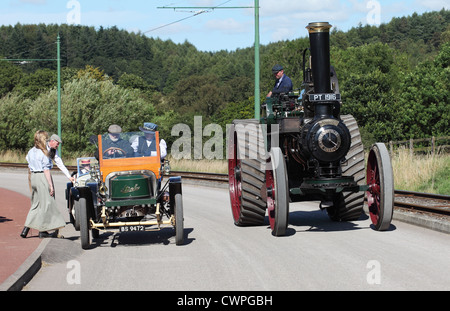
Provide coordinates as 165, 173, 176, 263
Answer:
110, 174, 151, 200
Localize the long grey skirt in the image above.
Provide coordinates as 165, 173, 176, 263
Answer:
25, 172, 66, 232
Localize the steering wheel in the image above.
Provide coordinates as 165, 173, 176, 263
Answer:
103, 147, 126, 159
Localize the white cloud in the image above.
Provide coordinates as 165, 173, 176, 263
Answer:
414, 0, 449, 10
19, 0, 46, 4
260, 0, 341, 16
258, 0, 359, 42
205, 17, 249, 34
0, 11, 65, 25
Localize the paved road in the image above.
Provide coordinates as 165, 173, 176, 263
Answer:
1, 170, 449, 291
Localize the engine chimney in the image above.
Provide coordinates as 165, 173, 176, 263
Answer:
306, 22, 332, 94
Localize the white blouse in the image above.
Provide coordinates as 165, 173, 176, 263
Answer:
26, 147, 52, 172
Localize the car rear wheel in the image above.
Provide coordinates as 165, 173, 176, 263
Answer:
175, 193, 184, 245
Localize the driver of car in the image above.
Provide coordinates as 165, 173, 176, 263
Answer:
102, 124, 134, 158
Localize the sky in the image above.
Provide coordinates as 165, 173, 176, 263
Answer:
1, 0, 449, 52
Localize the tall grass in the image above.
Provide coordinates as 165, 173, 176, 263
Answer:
0, 149, 82, 166
168, 157, 228, 174
391, 147, 449, 194
0, 150, 28, 164
2, 149, 448, 195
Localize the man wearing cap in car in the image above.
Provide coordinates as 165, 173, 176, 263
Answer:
266, 64, 293, 98
102, 124, 134, 158
131, 122, 167, 160
47, 134, 75, 183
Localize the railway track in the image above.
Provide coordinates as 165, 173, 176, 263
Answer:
1, 162, 449, 217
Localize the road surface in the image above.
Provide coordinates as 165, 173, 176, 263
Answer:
1, 170, 449, 291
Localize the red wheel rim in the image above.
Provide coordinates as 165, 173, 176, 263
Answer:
366, 150, 381, 226
228, 132, 242, 223
266, 168, 275, 230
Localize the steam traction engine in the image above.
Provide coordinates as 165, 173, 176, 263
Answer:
228, 22, 394, 236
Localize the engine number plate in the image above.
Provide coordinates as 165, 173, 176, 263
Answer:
309, 93, 341, 102
119, 225, 146, 232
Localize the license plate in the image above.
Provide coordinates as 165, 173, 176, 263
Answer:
309, 93, 341, 102
119, 225, 146, 232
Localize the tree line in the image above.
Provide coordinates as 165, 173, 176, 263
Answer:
0, 9, 449, 155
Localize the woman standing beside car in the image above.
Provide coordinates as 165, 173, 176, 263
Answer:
20, 130, 66, 239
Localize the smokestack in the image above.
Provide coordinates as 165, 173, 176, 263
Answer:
306, 22, 332, 94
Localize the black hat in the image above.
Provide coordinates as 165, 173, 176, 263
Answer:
272, 64, 283, 73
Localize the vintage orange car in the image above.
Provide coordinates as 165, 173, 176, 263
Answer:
66, 131, 184, 249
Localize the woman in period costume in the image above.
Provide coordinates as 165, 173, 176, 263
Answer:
20, 130, 65, 239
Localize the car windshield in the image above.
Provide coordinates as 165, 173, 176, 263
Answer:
77, 157, 98, 177
100, 131, 159, 160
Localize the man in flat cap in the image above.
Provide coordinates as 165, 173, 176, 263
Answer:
266, 64, 293, 98
102, 124, 133, 158
47, 134, 74, 182
131, 122, 167, 160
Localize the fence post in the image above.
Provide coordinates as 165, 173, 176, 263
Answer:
389, 141, 393, 157
410, 138, 413, 157
432, 136, 435, 156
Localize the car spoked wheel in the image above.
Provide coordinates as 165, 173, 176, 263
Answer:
79, 198, 91, 249
175, 193, 184, 245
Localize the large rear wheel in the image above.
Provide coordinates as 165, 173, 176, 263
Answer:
328, 115, 366, 221
366, 143, 394, 231
228, 119, 267, 226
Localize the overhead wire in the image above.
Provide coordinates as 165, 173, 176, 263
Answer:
143, 0, 233, 34
143, 11, 208, 34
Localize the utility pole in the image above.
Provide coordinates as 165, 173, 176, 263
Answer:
158, 1, 261, 119
57, 34, 62, 155
254, 0, 260, 119
1, 35, 62, 155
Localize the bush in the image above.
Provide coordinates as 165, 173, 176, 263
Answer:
26, 74, 157, 154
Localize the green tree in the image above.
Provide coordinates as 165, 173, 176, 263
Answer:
0, 61, 23, 97
15, 68, 56, 99
396, 43, 450, 138
0, 92, 32, 150
169, 74, 231, 118
27, 74, 157, 154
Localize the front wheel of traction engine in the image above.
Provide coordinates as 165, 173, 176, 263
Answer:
266, 147, 289, 236
228, 120, 267, 226
366, 143, 394, 231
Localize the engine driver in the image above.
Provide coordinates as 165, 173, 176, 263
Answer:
266, 64, 293, 97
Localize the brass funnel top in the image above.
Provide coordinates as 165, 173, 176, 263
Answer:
306, 22, 332, 33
